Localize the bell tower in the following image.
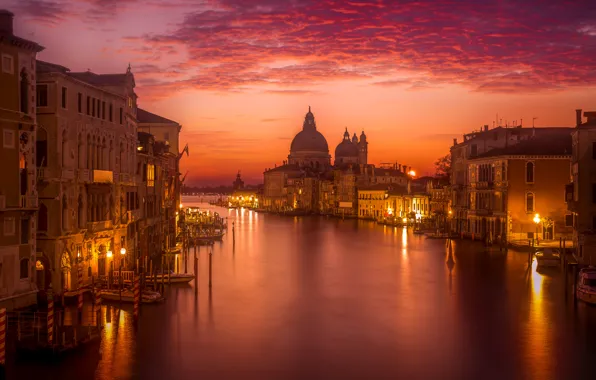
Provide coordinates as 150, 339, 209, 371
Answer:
358, 130, 368, 165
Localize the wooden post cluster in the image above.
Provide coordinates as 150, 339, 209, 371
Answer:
0, 308, 6, 366
47, 291, 54, 345
78, 264, 84, 312
133, 275, 140, 321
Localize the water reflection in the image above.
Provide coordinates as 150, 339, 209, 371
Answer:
9, 198, 596, 380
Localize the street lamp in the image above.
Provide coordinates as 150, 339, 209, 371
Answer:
533, 213, 540, 246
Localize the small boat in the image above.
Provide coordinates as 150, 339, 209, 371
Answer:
535, 248, 561, 267
146, 272, 195, 284
426, 232, 449, 239
99, 289, 163, 304
577, 267, 596, 305
413, 229, 425, 235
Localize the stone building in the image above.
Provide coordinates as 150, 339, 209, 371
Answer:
334, 128, 367, 166
35, 59, 138, 295
567, 109, 596, 265
287, 107, 330, 169
137, 108, 181, 257
467, 128, 573, 243
0, 10, 44, 310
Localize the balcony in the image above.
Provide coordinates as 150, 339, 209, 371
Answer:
565, 183, 574, 202
92, 170, 113, 183
36, 168, 52, 182
119, 172, 129, 183
476, 181, 494, 189
87, 220, 113, 233
61, 168, 75, 180
78, 169, 90, 182
475, 208, 493, 216
19, 195, 38, 209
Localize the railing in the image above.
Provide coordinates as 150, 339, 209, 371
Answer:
475, 209, 493, 216
86, 220, 113, 233
119, 172, 129, 183
78, 168, 90, 182
61, 168, 75, 180
476, 181, 494, 189
19, 195, 38, 209
565, 183, 574, 202
113, 270, 135, 284
36, 167, 51, 182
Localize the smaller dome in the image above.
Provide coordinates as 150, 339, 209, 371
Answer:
335, 130, 359, 158
352, 133, 358, 143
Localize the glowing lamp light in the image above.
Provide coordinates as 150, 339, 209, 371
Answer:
179, 203, 184, 209
107, 250, 113, 258
416, 213, 422, 220
408, 170, 416, 177
533, 213, 541, 224
387, 207, 393, 216
402, 218, 407, 223
120, 247, 126, 255
448, 210, 452, 215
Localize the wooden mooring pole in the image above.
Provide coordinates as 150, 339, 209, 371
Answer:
208, 249, 213, 288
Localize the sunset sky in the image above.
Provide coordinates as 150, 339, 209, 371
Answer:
8, 0, 596, 185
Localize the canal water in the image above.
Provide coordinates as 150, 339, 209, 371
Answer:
7, 196, 596, 379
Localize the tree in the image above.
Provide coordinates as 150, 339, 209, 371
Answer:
434, 154, 451, 178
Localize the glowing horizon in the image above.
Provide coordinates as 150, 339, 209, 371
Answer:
8, 0, 596, 185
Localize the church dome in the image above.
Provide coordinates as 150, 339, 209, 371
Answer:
290, 107, 329, 153
335, 128, 358, 158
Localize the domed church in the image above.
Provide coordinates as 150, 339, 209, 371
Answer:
335, 128, 368, 166
288, 107, 331, 169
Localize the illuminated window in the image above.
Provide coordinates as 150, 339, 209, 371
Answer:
147, 164, 155, 187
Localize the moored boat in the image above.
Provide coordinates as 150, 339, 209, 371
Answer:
535, 248, 561, 267
577, 267, 596, 305
146, 272, 195, 284
99, 289, 163, 303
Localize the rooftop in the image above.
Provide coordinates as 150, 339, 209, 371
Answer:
137, 108, 179, 125
473, 129, 572, 159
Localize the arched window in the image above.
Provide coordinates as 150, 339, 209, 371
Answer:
526, 192, 535, 213
78, 194, 84, 228
62, 130, 68, 167
20, 258, 29, 279
38, 203, 48, 232
20, 69, 29, 113
526, 161, 534, 183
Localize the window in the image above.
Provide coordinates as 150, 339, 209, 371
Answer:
61, 86, 67, 108
36, 84, 48, 107
20, 218, 29, 244
77, 92, 82, 113
97, 99, 101, 117
102, 101, 106, 119
109, 104, 113, 122
92, 98, 96, 117
86, 96, 90, 115
20, 70, 29, 113
119, 107, 123, 124
565, 214, 573, 227
3, 217, 15, 236
526, 192, 534, 213
526, 161, 534, 183
20, 259, 29, 279
147, 164, 155, 187
2, 54, 14, 74
3, 129, 15, 149
470, 144, 477, 157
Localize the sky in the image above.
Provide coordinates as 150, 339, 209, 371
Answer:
7, 0, 596, 185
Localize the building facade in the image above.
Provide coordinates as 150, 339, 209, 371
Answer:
467, 129, 573, 243
35, 60, 138, 295
0, 10, 44, 310
568, 109, 596, 265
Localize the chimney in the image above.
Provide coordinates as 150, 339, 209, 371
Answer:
484, 125, 488, 132
576, 109, 583, 127
453, 138, 457, 146
408, 166, 412, 173
0, 10, 14, 35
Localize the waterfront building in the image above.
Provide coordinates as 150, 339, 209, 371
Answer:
450, 123, 574, 236
467, 128, 573, 243
230, 172, 258, 208
567, 110, 596, 265
137, 108, 181, 257
358, 184, 389, 220
35, 59, 138, 294
0, 10, 44, 310
428, 177, 451, 229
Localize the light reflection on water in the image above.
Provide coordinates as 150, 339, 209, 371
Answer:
9, 197, 596, 380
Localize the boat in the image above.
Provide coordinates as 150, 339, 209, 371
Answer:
413, 229, 425, 235
146, 272, 195, 284
577, 267, 596, 305
426, 232, 449, 239
535, 248, 561, 267
99, 289, 163, 304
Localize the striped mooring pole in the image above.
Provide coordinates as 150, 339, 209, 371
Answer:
47, 291, 54, 345
0, 308, 6, 366
77, 264, 84, 312
133, 275, 140, 321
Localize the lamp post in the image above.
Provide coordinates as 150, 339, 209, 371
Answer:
533, 213, 541, 247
